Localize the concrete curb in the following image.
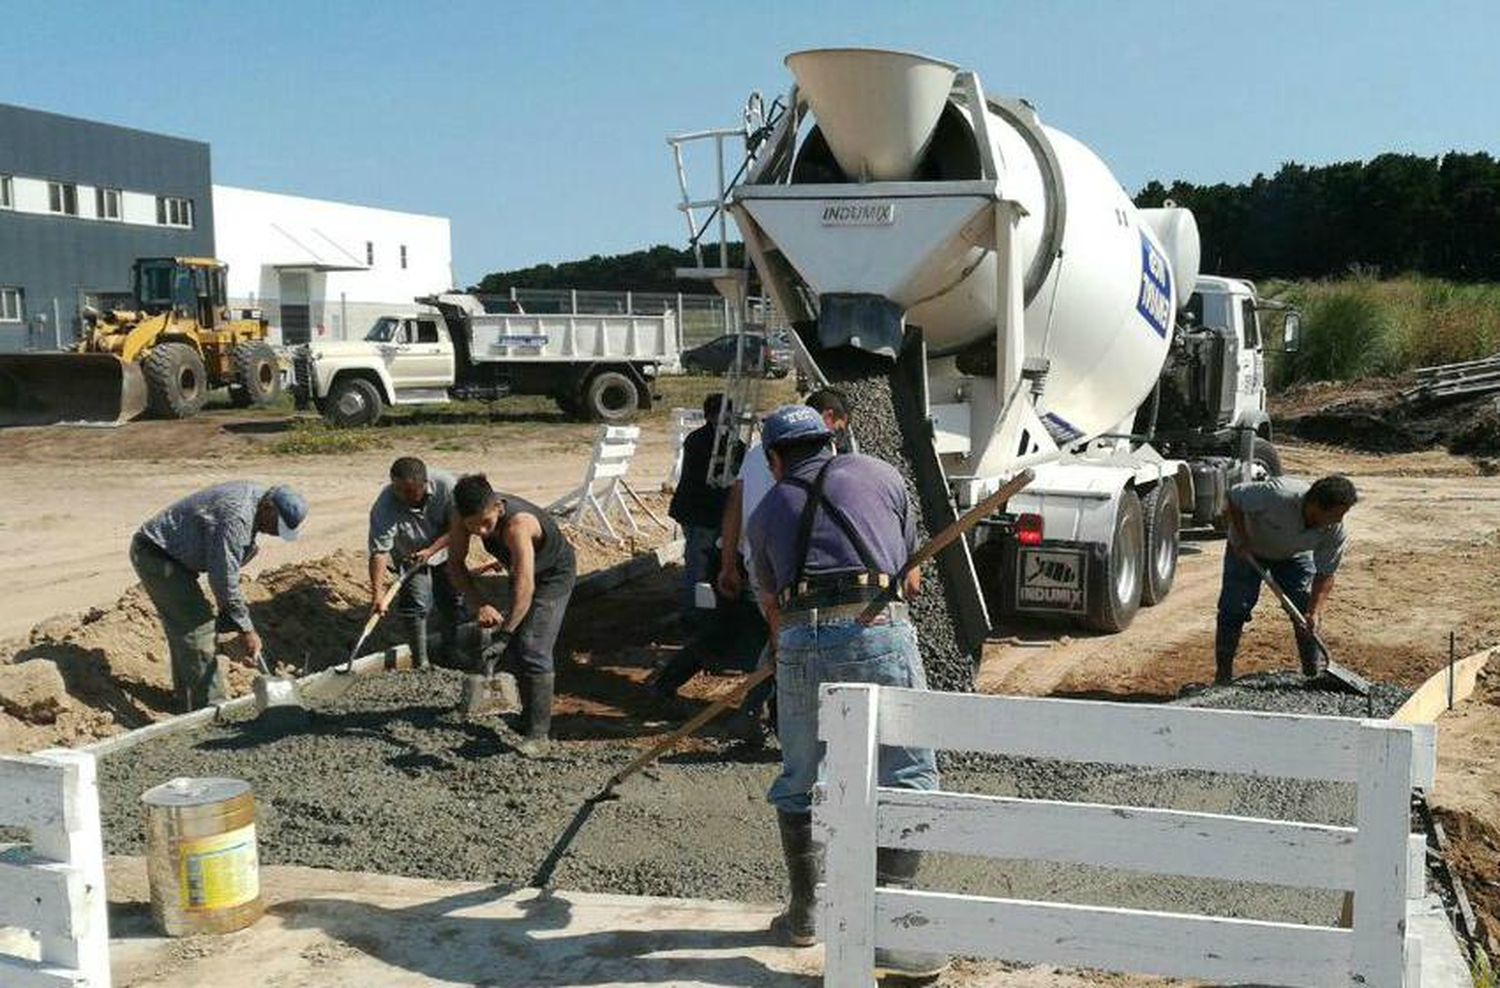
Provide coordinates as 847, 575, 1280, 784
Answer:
80, 538, 686, 759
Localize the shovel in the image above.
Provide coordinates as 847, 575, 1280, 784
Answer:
1242, 554, 1372, 700
338, 549, 448, 675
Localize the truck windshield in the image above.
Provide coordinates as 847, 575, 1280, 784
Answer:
366, 317, 401, 342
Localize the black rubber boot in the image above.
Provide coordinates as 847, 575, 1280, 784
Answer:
770, 810, 819, 947
1296, 629, 1326, 678
1215, 649, 1236, 686
516, 672, 554, 757
405, 615, 431, 670
874, 848, 949, 982
1214, 621, 1241, 686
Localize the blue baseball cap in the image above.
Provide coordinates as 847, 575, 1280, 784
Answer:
265, 485, 308, 541
761, 403, 832, 450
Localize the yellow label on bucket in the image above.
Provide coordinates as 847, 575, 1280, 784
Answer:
178, 824, 259, 910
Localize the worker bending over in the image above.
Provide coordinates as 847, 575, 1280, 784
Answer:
368, 456, 460, 670
448, 474, 576, 756
1216, 474, 1357, 685
131, 482, 307, 711
745, 404, 947, 981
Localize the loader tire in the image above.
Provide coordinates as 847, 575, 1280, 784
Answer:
230, 342, 282, 407
325, 376, 383, 427
583, 370, 640, 423
1140, 481, 1180, 607
1086, 488, 1144, 633
143, 343, 209, 419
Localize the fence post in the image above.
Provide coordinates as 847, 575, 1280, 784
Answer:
818, 683, 879, 988
1350, 722, 1413, 988
32, 748, 110, 987
570, 288, 578, 314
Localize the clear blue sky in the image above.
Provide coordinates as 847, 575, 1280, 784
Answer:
7, 0, 1499, 285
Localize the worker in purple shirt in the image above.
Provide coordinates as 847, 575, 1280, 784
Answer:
745, 404, 946, 981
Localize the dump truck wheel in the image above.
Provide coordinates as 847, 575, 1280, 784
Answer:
1086, 488, 1144, 633
143, 343, 209, 419
230, 343, 282, 407
1140, 482, 1180, 607
1251, 437, 1283, 479
325, 376, 383, 427
584, 370, 639, 423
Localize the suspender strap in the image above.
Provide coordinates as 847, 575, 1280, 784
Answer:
783, 457, 883, 588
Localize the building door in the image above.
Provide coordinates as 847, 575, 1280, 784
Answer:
279, 271, 311, 345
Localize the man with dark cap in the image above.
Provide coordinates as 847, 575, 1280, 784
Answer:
368, 456, 460, 670
744, 404, 947, 981
131, 482, 308, 711
448, 473, 577, 756
1216, 474, 1358, 684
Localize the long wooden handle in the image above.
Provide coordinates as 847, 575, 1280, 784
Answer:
856, 467, 1036, 625
1243, 555, 1329, 655
600, 664, 774, 796
340, 566, 419, 673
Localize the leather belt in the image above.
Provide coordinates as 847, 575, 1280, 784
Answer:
779, 601, 908, 630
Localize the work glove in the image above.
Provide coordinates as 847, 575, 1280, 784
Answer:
478, 629, 514, 676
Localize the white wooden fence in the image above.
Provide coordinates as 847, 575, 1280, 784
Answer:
662, 407, 705, 493
815, 685, 1434, 988
0, 750, 110, 987
549, 425, 666, 541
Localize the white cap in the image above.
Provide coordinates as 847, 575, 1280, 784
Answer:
277, 514, 302, 542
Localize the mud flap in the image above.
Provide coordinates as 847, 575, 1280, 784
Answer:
0, 352, 147, 427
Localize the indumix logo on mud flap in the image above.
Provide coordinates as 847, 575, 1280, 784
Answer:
1018, 548, 1086, 611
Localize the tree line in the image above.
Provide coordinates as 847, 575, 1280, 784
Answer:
474, 150, 1500, 290
1135, 151, 1500, 281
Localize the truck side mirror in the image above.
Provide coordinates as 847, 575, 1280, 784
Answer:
1282, 312, 1301, 353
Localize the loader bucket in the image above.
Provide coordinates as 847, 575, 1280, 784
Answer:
0, 353, 148, 427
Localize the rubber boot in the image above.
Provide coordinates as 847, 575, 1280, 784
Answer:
770, 811, 819, 947
1214, 621, 1241, 686
1214, 649, 1235, 686
515, 672, 554, 758
405, 615, 431, 670
1296, 629, 1326, 678
874, 848, 949, 981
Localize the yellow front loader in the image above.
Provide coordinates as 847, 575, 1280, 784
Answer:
0, 257, 281, 426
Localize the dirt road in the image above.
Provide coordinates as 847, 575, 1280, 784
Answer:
979, 443, 1500, 699
0, 408, 676, 640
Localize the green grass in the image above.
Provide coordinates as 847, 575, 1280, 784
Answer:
267, 420, 388, 456
1264, 275, 1500, 385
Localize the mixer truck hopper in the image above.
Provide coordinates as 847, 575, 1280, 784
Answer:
673, 48, 1284, 659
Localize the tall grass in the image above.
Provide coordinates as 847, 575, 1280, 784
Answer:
1265, 275, 1500, 384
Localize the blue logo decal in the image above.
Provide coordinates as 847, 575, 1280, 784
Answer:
1041, 412, 1083, 444
1136, 230, 1173, 338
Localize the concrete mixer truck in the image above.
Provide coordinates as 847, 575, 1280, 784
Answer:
673, 48, 1285, 654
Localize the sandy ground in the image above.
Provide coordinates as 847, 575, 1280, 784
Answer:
979, 442, 1500, 700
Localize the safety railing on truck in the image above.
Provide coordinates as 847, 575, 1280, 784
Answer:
815, 684, 1435, 988
0, 749, 110, 987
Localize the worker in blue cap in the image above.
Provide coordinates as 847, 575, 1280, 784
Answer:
131, 482, 308, 711
744, 404, 947, 980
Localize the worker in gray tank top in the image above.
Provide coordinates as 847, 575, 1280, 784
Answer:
447, 473, 577, 756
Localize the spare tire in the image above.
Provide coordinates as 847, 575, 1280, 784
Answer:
230, 342, 282, 407
584, 370, 640, 423
143, 342, 209, 419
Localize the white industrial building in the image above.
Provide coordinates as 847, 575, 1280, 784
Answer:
212, 185, 452, 345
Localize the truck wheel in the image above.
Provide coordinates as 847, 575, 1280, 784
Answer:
325, 377, 383, 427
1087, 489, 1144, 633
1251, 437, 1283, 479
230, 342, 282, 407
584, 370, 640, 423
1140, 482, 1180, 606
143, 342, 209, 419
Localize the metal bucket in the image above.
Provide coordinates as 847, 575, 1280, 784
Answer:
141, 777, 263, 936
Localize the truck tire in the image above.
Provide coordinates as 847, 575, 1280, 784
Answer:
325, 376, 383, 427
230, 342, 282, 407
1087, 488, 1144, 633
1251, 437, 1283, 479
1140, 481, 1180, 607
584, 370, 640, 423
143, 342, 209, 419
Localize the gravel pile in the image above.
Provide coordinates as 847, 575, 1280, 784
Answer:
1176, 670, 1409, 718
821, 349, 978, 692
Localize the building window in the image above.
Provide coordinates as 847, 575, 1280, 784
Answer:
96, 187, 122, 221
156, 196, 194, 228
400, 245, 407, 270
0, 175, 12, 210
0, 287, 22, 323
365, 241, 374, 266
48, 182, 79, 216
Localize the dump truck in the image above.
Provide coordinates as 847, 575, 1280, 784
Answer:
0, 257, 280, 426
678, 48, 1289, 641
289, 293, 677, 426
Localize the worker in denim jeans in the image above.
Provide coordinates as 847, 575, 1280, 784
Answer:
1216, 474, 1357, 685
745, 404, 946, 981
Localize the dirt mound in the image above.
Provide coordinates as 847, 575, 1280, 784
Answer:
1275, 378, 1500, 461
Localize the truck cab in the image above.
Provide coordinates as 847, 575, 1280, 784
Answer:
1186, 276, 1269, 434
